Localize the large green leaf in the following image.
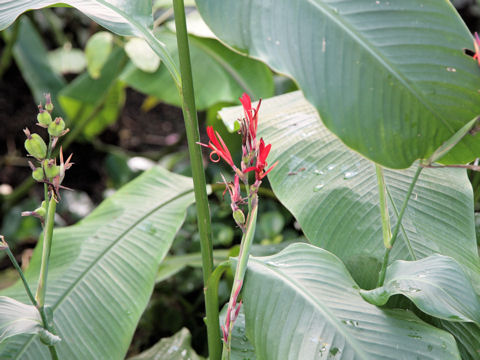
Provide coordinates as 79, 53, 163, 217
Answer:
0, 0, 180, 83
128, 328, 204, 360
58, 47, 126, 137
219, 92, 480, 291
0, 297, 43, 344
360, 255, 480, 324
437, 321, 480, 360
198, 0, 480, 168
121, 30, 274, 111
0, 167, 194, 359
9, 17, 66, 105
239, 243, 460, 359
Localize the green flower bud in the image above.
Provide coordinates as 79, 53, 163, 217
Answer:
43, 159, 60, 180
44, 94, 54, 112
233, 209, 245, 226
32, 167, 44, 182
48, 117, 65, 137
24, 128, 47, 160
37, 110, 52, 126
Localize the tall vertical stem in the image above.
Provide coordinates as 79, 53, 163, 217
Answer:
172, 1, 220, 359
377, 166, 422, 286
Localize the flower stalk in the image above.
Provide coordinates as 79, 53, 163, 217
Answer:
199, 92, 277, 359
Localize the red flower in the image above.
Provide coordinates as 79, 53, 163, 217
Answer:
239, 93, 261, 153
245, 138, 278, 181
474, 32, 480, 66
198, 126, 235, 167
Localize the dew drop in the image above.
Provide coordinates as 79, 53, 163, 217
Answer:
314, 169, 324, 175
446, 67, 456, 72
327, 164, 337, 171
343, 171, 358, 179
314, 183, 325, 192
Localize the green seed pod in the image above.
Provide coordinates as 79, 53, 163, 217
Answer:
24, 131, 47, 160
34, 201, 47, 218
43, 159, 60, 179
48, 117, 65, 137
32, 167, 45, 182
37, 110, 52, 126
233, 209, 245, 226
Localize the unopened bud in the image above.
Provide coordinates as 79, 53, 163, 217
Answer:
24, 129, 47, 160
233, 209, 245, 226
48, 117, 65, 137
45, 94, 54, 112
37, 110, 52, 127
43, 159, 60, 180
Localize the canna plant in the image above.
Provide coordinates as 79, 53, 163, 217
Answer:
0, 1, 479, 360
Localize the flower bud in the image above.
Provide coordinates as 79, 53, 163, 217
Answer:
32, 167, 45, 182
45, 94, 54, 112
24, 128, 47, 160
48, 117, 65, 137
37, 110, 52, 126
43, 159, 60, 180
233, 209, 245, 226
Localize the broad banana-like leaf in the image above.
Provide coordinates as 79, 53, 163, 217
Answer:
219, 92, 480, 291
360, 255, 480, 325
0, 0, 180, 83
238, 243, 460, 359
0, 167, 194, 359
198, 0, 480, 168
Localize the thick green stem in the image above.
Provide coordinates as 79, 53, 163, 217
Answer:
172, 1, 219, 359
375, 164, 392, 249
35, 195, 57, 308
222, 197, 258, 359
377, 166, 422, 286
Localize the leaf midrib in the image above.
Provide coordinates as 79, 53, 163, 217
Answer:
305, 0, 455, 136
13, 187, 194, 359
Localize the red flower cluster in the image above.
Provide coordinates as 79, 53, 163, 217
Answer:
473, 32, 480, 66
198, 93, 277, 183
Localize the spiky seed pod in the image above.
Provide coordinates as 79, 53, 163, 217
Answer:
24, 129, 47, 160
48, 117, 65, 137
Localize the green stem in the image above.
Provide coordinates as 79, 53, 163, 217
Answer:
172, 1, 219, 359
222, 197, 258, 359
377, 166, 422, 286
4, 246, 37, 306
35, 195, 57, 308
210, 183, 276, 200
375, 164, 392, 249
